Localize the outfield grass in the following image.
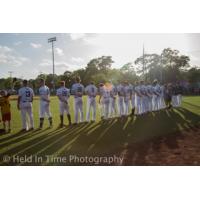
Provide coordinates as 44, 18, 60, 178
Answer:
0, 96, 200, 165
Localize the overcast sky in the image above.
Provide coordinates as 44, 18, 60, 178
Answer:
0, 33, 200, 79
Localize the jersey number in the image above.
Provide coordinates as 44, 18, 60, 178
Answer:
77, 87, 82, 93
26, 91, 31, 97
62, 91, 67, 96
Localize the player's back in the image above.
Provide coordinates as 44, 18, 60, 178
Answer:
57, 86, 70, 101
135, 85, 142, 96
103, 88, 111, 99
18, 87, 34, 103
110, 85, 117, 97
86, 84, 97, 96
72, 83, 84, 97
147, 85, 153, 95
39, 85, 50, 100
117, 84, 124, 96
130, 84, 135, 94
124, 85, 131, 97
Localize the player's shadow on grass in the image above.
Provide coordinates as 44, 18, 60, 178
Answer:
1, 107, 200, 166
183, 101, 200, 109
119, 108, 200, 166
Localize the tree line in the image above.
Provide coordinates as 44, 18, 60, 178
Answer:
0, 48, 200, 92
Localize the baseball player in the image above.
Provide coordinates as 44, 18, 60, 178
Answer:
117, 81, 125, 117
176, 82, 183, 107
110, 84, 118, 118
163, 83, 172, 109
140, 81, 148, 114
178, 83, 183, 106
0, 90, 11, 133
71, 77, 84, 124
38, 79, 52, 129
171, 83, 178, 107
100, 83, 111, 120
157, 83, 162, 110
130, 83, 135, 116
98, 83, 105, 120
146, 82, 154, 112
85, 81, 98, 122
135, 81, 142, 115
56, 81, 71, 127
17, 80, 34, 132
123, 81, 131, 116
152, 80, 160, 112
160, 84, 166, 109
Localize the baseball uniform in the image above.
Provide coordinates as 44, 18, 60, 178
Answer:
56, 86, 71, 126
123, 85, 131, 116
110, 85, 118, 118
38, 85, 52, 128
18, 86, 34, 130
117, 84, 125, 117
71, 83, 84, 124
85, 84, 98, 122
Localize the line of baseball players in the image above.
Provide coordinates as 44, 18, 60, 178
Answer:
17, 77, 183, 132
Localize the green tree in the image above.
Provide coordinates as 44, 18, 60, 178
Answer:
120, 62, 138, 83
161, 48, 190, 82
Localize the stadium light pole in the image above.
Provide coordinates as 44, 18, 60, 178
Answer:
8, 71, 13, 89
142, 45, 146, 81
48, 37, 57, 92
160, 53, 163, 83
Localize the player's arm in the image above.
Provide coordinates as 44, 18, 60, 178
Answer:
135, 89, 141, 97
82, 86, 85, 96
152, 88, 159, 96
99, 95, 102, 104
56, 91, 64, 103
85, 87, 89, 96
98, 88, 102, 103
57, 94, 62, 102
46, 89, 50, 102
72, 85, 78, 97
17, 96, 21, 110
129, 88, 132, 100
31, 90, 34, 102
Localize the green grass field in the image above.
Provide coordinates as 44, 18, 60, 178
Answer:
0, 96, 200, 165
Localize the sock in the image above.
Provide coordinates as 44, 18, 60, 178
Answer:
60, 115, 64, 126
48, 117, 53, 126
67, 114, 71, 125
131, 108, 135, 115
39, 118, 44, 129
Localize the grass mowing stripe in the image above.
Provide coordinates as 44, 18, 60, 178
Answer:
17, 124, 92, 157
0, 128, 64, 155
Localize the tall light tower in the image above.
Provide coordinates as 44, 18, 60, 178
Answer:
8, 71, 13, 89
8, 71, 13, 78
142, 45, 145, 80
160, 53, 163, 83
48, 37, 56, 92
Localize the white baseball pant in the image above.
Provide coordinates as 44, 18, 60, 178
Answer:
59, 101, 70, 115
74, 97, 84, 123
110, 97, 117, 118
124, 97, 130, 116
103, 97, 110, 119
39, 101, 52, 118
20, 102, 34, 130
118, 96, 124, 117
135, 96, 142, 115
86, 97, 96, 121
152, 95, 159, 111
